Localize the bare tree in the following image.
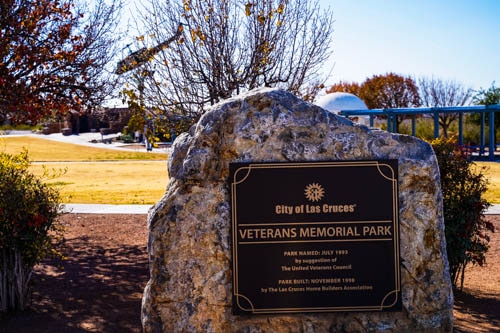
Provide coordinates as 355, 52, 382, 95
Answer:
121, 0, 334, 127
418, 77, 473, 137
75, 0, 125, 111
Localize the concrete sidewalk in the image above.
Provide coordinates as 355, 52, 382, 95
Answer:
486, 204, 500, 215
61, 203, 500, 215
3, 130, 170, 154
62, 204, 152, 214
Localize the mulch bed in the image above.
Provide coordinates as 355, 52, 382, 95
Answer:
0, 214, 498, 332
0, 214, 147, 333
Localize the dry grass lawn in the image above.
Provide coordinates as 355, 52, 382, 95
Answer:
1, 136, 499, 204
1, 136, 169, 204
0, 136, 166, 161
29, 161, 168, 204
476, 162, 500, 204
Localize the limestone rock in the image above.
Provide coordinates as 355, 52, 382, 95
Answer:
142, 88, 453, 332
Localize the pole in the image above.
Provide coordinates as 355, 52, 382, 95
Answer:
458, 112, 463, 146
489, 111, 495, 161
480, 113, 485, 156
433, 111, 439, 138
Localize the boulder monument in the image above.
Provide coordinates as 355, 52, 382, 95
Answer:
142, 88, 453, 332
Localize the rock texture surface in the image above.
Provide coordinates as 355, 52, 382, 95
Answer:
142, 88, 453, 332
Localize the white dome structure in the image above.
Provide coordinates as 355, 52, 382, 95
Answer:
315, 92, 370, 125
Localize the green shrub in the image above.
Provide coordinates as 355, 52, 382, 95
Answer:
0, 150, 63, 313
397, 117, 436, 141
431, 137, 495, 289
461, 122, 500, 146
415, 123, 436, 140
0, 124, 39, 131
119, 134, 134, 143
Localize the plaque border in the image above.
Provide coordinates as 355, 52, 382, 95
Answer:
231, 160, 401, 314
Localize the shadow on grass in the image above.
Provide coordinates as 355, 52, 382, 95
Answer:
0, 237, 148, 333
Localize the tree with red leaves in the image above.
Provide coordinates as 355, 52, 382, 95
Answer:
326, 73, 421, 110
359, 72, 421, 110
327, 73, 421, 131
326, 80, 361, 96
0, 0, 122, 124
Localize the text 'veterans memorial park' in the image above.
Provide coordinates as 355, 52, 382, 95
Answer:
230, 160, 401, 314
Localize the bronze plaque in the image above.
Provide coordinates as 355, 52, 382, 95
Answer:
230, 160, 401, 314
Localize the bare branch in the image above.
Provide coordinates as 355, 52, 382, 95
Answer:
123, 0, 334, 122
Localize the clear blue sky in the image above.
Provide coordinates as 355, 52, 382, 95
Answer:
320, 0, 500, 91
121, 0, 499, 92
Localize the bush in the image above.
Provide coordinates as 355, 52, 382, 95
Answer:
119, 134, 134, 143
431, 137, 495, 289
0, 150, 63, 313
462, 122, 500, 146
397, 117, 436, 141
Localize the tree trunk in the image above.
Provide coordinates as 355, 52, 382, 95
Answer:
0, 247, 33, 312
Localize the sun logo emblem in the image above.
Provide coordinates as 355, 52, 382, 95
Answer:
304, 183, 325, 202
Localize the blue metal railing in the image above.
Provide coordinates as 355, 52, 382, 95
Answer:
339, 105, 500, 161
